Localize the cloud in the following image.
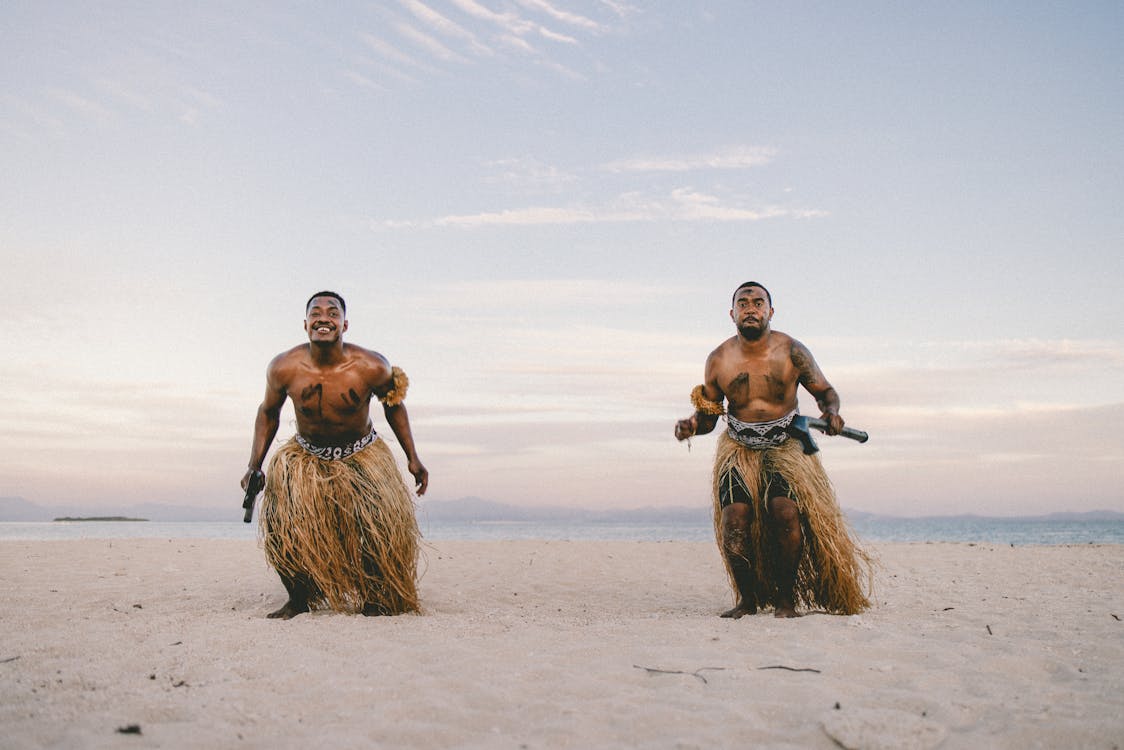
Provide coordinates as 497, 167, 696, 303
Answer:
360, 32, 429, 70
596, 0, 638, 18
0, 94, 67, 141
46, 87, 117, 126
349, 0, 627, 90
394, 21, 470, 63
483, 156, 579, 190
516, 0, 603, 31
93, 78, 156, 113
434, 205, 638, 227
668, 188, 826, 221
447, 0, 580, 48
410, 278, 690, 307
343, 69, 388, 92
398, 0, 494, 57
536, 26, 579, 44
807, 336, 1124, 423
604, 146, 778, 172
387, 187, 824, 227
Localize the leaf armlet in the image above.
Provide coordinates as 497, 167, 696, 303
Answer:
690, 385, 725, 416
378, 366, 409, 406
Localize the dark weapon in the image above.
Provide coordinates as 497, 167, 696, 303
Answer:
242, 470, 265, 523
786, 415, 869, 455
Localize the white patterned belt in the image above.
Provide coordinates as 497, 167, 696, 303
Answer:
726, 410, 796, 450
295, 428, 379, 460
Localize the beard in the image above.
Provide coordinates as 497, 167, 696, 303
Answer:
736, 320, 767, 341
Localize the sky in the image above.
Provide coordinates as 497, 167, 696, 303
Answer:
2, 1, 1122, 517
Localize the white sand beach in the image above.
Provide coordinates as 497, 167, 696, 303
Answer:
1, 539, 1121, 749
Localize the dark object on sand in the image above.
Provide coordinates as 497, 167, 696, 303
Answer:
116, 724, 142, 735
242, 470, 265, 523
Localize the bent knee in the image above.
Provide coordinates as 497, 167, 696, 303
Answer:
768, 496, 799, 524
722, 502, 752, 527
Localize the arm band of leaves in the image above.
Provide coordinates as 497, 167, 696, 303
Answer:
691, 385, 725, 415
379, 367, 409, 406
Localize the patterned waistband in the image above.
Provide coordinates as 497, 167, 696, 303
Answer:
295, 429, 379, 461
726, 410, 797, 450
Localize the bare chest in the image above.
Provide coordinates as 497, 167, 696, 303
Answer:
287, 371, 373, 420
718, 359, 796, 407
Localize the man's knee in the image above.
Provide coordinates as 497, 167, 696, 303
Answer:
722, 501, 752, 527
768, 496, 800, 526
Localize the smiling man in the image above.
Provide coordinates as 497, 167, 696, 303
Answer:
675, 281, 871, 618
241, 291, 427, 619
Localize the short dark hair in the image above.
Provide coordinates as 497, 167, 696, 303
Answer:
732, 281, 771, 306
306, 291, 346, 314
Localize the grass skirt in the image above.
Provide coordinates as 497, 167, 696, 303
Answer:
261, 437, 420, 614
712, 432, 873, 614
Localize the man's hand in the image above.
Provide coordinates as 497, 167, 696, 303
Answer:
674, 416, 698, 442
240, 468, 262, 492
820, 412, 844, 436
408, 458, 429, 496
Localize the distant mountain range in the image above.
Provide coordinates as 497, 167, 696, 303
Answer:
2, 495, 1122, 524
0, 496, 235, 522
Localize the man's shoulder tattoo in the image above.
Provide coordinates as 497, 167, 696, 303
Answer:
790, 341, 820, 385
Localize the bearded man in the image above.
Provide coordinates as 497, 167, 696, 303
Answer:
675, 282, 871, 618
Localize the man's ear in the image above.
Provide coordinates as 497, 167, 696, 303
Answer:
342, 319, 349, 333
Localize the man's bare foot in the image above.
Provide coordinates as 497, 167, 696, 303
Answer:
362, 602, 390, 616
267, 600, 308, 619
773, 603, 800, 619
720, 602, 758, 619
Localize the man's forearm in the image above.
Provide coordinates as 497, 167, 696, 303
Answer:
248, 407, 280, 470
384, 404, 421, 462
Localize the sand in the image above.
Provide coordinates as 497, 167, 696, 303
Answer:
1, 539, 1121, 749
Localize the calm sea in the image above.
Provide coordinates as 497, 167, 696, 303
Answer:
1, 517, 1122, 544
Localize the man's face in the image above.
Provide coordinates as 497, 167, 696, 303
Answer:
730, 286, 773, 339
304, 296, 347, 343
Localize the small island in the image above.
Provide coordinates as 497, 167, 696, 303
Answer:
52, 516, 149, 522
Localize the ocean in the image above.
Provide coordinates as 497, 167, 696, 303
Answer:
1, 517, 1122, 544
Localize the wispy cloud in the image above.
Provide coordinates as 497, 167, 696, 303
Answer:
358, 33, 444, 85
596, 0, 638, 18
668, 188, 825, 221
168, 85, 222, 126
46, 87, 118, 126
517, 0, 603, 31
450, 0, 580, 46
347, 0, 628, 91
434, 205, 634, 227
808, 336, 1124, 417
414, 278, 690, 308
93, 78, 156, 113
483, 156, 579, 190
399, 0, 494, 57
395, 21, 470, 63
343, 69, 388, 92
0, 94, 67, 140
605, 146, 778, 172
377, 187, 825, 228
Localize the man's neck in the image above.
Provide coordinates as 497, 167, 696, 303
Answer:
308, 341, 345, 366
735, 327, 771, 351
